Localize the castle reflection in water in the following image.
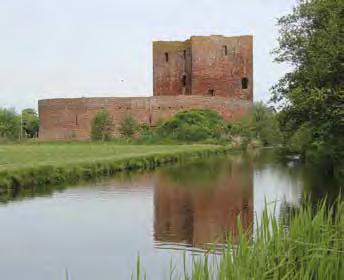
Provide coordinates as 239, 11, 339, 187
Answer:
153, 156, 254, 249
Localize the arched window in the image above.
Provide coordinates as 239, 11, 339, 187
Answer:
164, 52, 169, 62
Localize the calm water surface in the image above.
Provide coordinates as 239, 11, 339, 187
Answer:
0, 151, 339, 280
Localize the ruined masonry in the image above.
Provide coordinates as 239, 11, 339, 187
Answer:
39, 35, 253, 140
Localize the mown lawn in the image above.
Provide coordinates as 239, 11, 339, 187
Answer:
0, 142, 230, 189
0, 143, 223, 171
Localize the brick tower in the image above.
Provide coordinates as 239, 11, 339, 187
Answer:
153, 35, 253, 101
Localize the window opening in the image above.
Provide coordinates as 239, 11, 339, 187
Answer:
241, 77, 249, 89
223, 45, 228, 56
164, 52, 169, 62
182, 75, 186, 86
208, 89, 215, 96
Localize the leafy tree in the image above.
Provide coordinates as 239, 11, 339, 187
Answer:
228, 102, 282, 147
0, 108, 19, 139
119, 113, 138, 138
272, 0, 344, 175
91, 110, 114, 141
21, 108, 39, 138
254, 102, 282, 146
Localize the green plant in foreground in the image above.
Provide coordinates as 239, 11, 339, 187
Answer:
135, 196, 344, 279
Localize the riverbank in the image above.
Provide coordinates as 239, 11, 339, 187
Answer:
0, 143, 231, 190
136, 196, 344, 279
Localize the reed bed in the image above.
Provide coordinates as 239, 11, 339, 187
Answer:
136, 196, 344, 280
0, 143, 230, 190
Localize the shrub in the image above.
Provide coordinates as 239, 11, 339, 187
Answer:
156, 109, 226, 141
90, 110, 114, 141
119, 113, 138, 139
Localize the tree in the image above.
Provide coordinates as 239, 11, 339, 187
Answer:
91, 110, 114, 141
0, 108, 20, 139
254, 102, 282, 146
22, 108, 39, 138
272, 0, 344, 175
119, 113, 138, 138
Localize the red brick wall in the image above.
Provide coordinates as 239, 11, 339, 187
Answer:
153, 35, 253, 101
39, 96, 252, 140
191, 35, 253, 100
153, 40, 191, 96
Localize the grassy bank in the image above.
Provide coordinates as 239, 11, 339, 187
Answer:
136, 196, 344, 279
0, 143, 231, 190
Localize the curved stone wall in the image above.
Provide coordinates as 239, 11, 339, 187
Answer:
38, 96, 252, 140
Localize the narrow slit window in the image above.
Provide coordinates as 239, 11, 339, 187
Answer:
208, 89, 215, 96
164, 52, 169, 62
223, 45, 228, 56
182, 75, 186, 86
241, 77, 249, 89
75, 115, 78, 126
183, 50, 186, 59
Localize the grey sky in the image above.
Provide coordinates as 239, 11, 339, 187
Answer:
0, 0, 295, 111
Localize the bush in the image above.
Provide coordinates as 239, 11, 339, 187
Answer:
91, 110, 114, 141
119, 113, 138, 139
156, 109, 226, 142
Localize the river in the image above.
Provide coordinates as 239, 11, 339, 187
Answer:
0, 150, 340, 279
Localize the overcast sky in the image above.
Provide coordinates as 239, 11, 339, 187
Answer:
0, 0, 296, 111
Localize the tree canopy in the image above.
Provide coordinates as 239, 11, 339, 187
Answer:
272, 0, 344, 176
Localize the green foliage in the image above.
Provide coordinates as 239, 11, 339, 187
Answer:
137, 196, 344, 279
156, 109, 226, 142
22, 108, 39, 138
90, 110, 114, 141
289, 124, 313, 155
227, 102, 282, 148
272, 0, 344, 175
119, 113, 138, 138
0, 108, 20, 140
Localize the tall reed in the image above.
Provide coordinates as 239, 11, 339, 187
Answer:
136, 196, 344, 279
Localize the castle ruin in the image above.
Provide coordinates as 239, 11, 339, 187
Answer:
39, 35, 253, 140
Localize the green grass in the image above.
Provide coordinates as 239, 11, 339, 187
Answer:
136, 196, 344, 279
0, 142, 231, 189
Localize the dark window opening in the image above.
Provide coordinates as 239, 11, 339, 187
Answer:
182, 75, 186, 86
223, 45, 228, 56
241, 77, 249, 89
75, 115, 78, 126
183, 50, 186, 59
208, 89, 215, 96
164, 52, 169, 62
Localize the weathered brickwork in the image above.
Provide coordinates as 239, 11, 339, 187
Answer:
153, 35, 253, 100
39, 35, 253, 140
39, 96, 252, 140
